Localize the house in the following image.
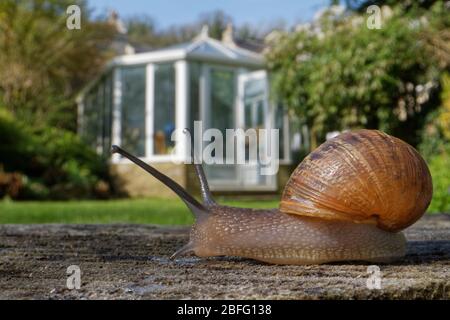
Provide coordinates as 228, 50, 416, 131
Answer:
77, 24, 294, 198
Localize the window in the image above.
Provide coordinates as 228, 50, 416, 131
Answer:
244, 78, 266, 129
96, 80, 105, 153
153, 63, 176, 155
81, 71, 114, 156
189, 62, 201, 132
120, 66, 146, 157
275, 103, 286, 160
206, 68, 236, 181
210, 68, 235, 132
82, 89, 98, 151
102, 74, 113, 156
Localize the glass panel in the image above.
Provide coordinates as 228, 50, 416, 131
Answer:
189, 62, 201, 132
96, 80, 104, 153
206, 68, 236, 183
82, 89, 98, 151
210, 69, 234, 133
244, 78, 265, 101
81, 73, 114, 156
243, 79, 265, 165
244, 100, 265, 129
84, 84, 103, 152
153, 63, 176, 155
192, 43, 221, 55
275, 103, 285, 160
257, 101, 264, 126
241, 74, 274, 187
102, 73, 113, 156
244, 78, 265, 127
120, 65, 146, 157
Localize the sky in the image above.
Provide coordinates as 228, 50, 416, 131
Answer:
89, 0, 331, 30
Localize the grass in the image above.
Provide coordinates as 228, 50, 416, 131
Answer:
0, 197, 280, 225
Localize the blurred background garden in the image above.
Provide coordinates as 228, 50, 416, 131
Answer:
0, 0, 449, 224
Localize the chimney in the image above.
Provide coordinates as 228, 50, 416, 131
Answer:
108, 10, 127, 34
221, 23, 236, 47
198, 25, 209, 40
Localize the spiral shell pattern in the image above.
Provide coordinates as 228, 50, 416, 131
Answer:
280, 129, 432, 232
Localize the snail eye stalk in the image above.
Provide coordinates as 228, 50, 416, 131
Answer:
111, 145, 208, 220
183, 128, 216, 207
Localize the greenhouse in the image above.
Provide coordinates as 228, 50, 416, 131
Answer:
77, 26, 292, 195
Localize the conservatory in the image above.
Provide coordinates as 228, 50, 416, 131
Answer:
77, 27, 292, 196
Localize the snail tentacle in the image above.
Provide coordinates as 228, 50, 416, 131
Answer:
183, 128, 216, 207
111, 145, 208, 220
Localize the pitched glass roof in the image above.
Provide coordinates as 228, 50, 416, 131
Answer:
111, 26, 265, 68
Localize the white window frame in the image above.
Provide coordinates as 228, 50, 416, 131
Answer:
234, 69, 278, 191
111, 60, 188, 164
272, 102, 291, 165
202, 64, 241, 187
280, 110, 291, 165
111, 67, 122, 163
108, 60, 290, 169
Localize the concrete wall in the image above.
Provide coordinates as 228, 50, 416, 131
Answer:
110, 162, 187, 198
111, 162, 296, 198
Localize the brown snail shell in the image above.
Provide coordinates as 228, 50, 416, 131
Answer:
280, 129, 433, 232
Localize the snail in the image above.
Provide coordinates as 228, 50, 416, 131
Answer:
111, 129, 432, 265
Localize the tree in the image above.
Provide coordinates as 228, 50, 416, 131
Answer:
125, 14, 191, 49
125, 10, 267, 52
344, 0, 442, 12
197, 10, 232, 39
265, 2, 450, 148
0, 0, 116, 130
419, 72, 450, 212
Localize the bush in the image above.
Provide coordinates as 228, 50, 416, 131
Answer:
0, 171, 23, 199
266, 4, 448, 147
419, 109, 448, 161
427, 148, 450, 213
0, 108, 113, 200
419, 72, 450, 213
0, 109, 35, 173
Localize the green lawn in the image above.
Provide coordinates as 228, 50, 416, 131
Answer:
0, 197, 280, 225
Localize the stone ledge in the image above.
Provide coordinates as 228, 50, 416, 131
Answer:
0, 215, 449, 299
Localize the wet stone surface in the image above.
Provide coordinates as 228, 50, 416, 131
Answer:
0, 215, 449, 299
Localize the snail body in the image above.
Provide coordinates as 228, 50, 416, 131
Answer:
190, 206, 406, 264
112, 129, 432, 265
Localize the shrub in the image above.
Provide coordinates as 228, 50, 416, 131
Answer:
265, 3, 448, 147
0, 170, 23, 199
0, 108, 35, 173
419, 72, 450, 213
427, 148, 450, 213
0, 108, 113, 200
